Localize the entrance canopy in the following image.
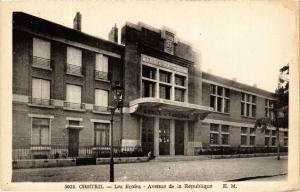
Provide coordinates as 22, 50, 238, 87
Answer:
129, 98, 213, 120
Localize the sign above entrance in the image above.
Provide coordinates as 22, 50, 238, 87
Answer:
141, 54, 188, 74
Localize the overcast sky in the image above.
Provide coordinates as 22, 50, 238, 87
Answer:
11, 1, 297, 92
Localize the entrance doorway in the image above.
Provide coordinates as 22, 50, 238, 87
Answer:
68, 129, 79, 157
175, 120, 185, 155
159, 119, 170, 155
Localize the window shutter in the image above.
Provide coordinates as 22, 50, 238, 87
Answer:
32, 78, 41, 99
67, 84, 81, 103
33, 38, 51, 59
41, 126, 49, 145
67, 47, 82, 67
41, 80, 50, 99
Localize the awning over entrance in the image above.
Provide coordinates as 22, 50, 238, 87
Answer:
129, 98, 213, 120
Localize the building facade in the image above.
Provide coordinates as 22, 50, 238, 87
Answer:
12, 12, 288, 159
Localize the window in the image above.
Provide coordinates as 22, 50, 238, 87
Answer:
250, 128, 256, 134
272, 130, 276, 136
175, 75, 185, 86
241, 127, 248, 134
32, 38, 51, 69
159, 70, 171, 83
94, 89, 109, 112
164, 31, 175, 55
66, 47, 82, 75
210, 124, 230, 145
265, 129, 270, 135
65, 84, 82, 109
210, 85, 230, 113
284, 138, 288, 146
241, 135, 247, 145
94, 123, 109, 146
241, 93, 256, 117
159, 85, 171, 99
95, 54, 109, 80
284, 131, 288, 137
32, 118, 50, 145
240, 127, 255, 146
142, 65, 156, 79
265, 137, 270, 146
175, 88, 185, 102
69, 120, 80, 126
265, 99, 274, 120
142, 81, 155, 97
271, 137, 276, 146
250, 136, 255, 145
31, 78, 51, 105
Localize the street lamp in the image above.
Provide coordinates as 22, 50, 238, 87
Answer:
109, 81, 123, 182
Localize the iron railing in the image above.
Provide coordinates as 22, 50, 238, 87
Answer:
95, 70, 110, 81
28, 97, 54, 106
66, 64, 82, 75
12, 145, 145, 160
64, 102, 85, 110
93, 105, 109, 112
32, 56, 51, 69
198, 146, 288, 156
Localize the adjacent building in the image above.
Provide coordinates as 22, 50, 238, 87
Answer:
12, 12, 288, 159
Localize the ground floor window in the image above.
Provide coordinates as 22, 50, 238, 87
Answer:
271, 137, 276, 146
31, 118, 50, 145
265, 137, 270, 146
210, 123, 230, 145
94, 123, 109, 146
241, 135, 247, 145
250, 136, 255, 146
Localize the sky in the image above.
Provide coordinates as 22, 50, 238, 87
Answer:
7, 1, 297, 92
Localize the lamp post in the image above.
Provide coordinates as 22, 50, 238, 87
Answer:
109, 81, 123, 182
274, 107, 284, 161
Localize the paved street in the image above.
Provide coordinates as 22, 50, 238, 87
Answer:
12, 156, 287, 182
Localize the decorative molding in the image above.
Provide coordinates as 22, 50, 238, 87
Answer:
28, 114, 54, 119
90, 119, 110, 124
66, 117, 83, 121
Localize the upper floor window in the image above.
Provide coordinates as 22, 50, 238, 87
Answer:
265, 99, 274, 120
66, 47, 82, 75
210, 85, 230, 113
31, 78, 51, 105
32, 38, 51, 69
94, 89, 109, 112
142, 65, 156, 79
164, 31, 175, 55
240, 127, 255, 146
241, 93, 256, 118
159, 70, 171, 83
175, 75, 185, 86
31, 118, 50, 146
95, 54, 109, 81
65, 84, 84, 109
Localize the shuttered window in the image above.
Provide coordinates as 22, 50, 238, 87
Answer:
32, 118, 50, 145
32, 78, 50, 99
67, 47, 82, 67
95, 54, 108, 72
33, 38, 51, 59
95, 89, 108, 107
66, 84, 81, 104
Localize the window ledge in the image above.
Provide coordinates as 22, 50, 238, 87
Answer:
212, 111, 230, 115
92, 110, 111, 115
66, 125, 84, 129
209, 145, 230, 147
30, 146, 51, 151
95, 78, 110, 83
28, 103, 55, 109
66, 73, 84, 77
63, 107, 86, 112
32, 65, 52, 71
241, 116, 256, 119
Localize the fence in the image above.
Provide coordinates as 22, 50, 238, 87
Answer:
12, 145, 145, 160
198, 146, 288, 156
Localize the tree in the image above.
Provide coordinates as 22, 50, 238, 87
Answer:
254, 64, 289, 160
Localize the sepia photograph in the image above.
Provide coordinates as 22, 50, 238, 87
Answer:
1, 0, 299, 191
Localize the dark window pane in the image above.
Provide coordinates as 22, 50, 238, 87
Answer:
265, 137, 270, 146
159, 85, 170, 100
252, 105, 256, 117
217, 97, 222, 112
175, 88, 185, 102
175, 75, 185, 86
241, 127, 248, 134
221, 125, 229, 132
210, 95, 215, 109
210, 123, 219, 132
210, 85, 216, 94
224, 99, 230, 113
142, 81, 155, 97
217, 86, 223, 96
241, 103, 245, 115
210, 133, 219, 145
221, 134, 229, 145
241, 135, 247, 145
159, 71, 171, 83
142, 65, 156, 79
250, 136, 255, 145
252, 96, 256, 104
224, 88, 230, 97
246, 104, 250, 116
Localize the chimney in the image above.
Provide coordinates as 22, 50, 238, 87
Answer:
109, 24, 118, 43
73, 12, 82, 31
